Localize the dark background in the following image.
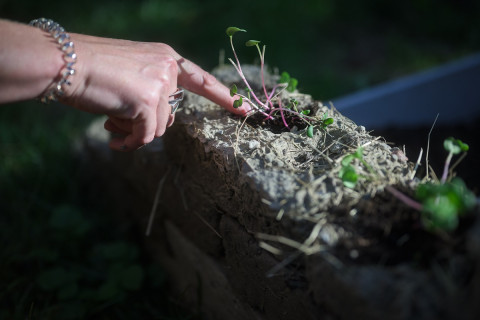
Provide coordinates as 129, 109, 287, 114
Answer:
2, 0, 479, 100
1, 0, 479, 318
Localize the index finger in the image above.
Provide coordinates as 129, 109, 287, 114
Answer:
175, 57, 250, 116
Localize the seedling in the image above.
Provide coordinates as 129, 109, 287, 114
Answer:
225, 27, 333, 135
441, 137, 469, 184
383, 137, 476, 232
416, 177, 475, 231
279, 71, 298, 93
339, 147, 376, 188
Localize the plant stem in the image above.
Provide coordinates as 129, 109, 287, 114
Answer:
441, 152, 453, 184
236, 93, 272, 119
256, 44, 274, 111
385, 185, 423, 211
278, 98, 289, 128
267, 83, 287, 101
228, 37, 266, 108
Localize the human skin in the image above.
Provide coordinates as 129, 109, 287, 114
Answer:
0, 19, 249, 151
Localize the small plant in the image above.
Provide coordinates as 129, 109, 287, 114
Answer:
341, 138, 476, 232
441, 137, 469, 183
416, 177, 475, 231
382, 137, 475, 232
225, 27, 333, 135
339, 147, 376, 188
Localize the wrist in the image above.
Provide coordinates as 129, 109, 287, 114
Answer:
0, 19, 65, 103
29, 18, 77, 104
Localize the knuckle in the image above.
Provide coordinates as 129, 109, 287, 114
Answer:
163, 55, 178, 75
138, 89, 160, 108
137, 133, 155, 146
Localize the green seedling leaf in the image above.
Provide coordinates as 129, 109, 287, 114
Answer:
279, 71, 290, 84
341, 154, 355, 167
287, 77, 298, 92
323, 117, 334, 126
339, 165, 358, 188
307, 125, 314, 137
246, 40, 261, 47
233, 96, 243, 108
444, 137, 469, 154
353, 147, 364, 159
301, 110, 311, 115
416, 177, 476, 231
230, 84, 238, 97
226, 27, 246, 37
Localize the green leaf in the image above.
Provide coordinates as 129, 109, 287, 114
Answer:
339, 165, 358, 188
233, 97, 243, 109
245, 40, 261, 47
341, 154, 355, 167
353, 147, 364, 159
226, 27, 246, 37
444, 137, 469, 154
422, 194, 459, 231
301, 110, 311, 115
230, 84, 238, 97
287, 77, 298, 92
307, 125, 314, 137
279, 71, 290, 84
416, 177, 476, 231
323, 117, 334, 126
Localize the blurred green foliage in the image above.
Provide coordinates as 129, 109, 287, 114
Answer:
1, 0, 479, 318
2, 0, 479, 99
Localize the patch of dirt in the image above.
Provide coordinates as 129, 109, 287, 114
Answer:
85, 65, 480, 319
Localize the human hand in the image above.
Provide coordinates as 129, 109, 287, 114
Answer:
64, 34, 250, 151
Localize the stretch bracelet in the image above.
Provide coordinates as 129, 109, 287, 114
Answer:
29, 18, 76, 104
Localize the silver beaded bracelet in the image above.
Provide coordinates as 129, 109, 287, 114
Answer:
29, 18, 77, 104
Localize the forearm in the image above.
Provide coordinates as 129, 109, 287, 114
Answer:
0, 19, 64, 104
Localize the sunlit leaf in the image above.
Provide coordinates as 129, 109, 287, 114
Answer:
353, 147, 364, 159
339, 165, 358, 188
233, 97, 243, 108
301, 110, 311, 115
230, 84, 237, 97
416, 178, 475, 231
341, 154, 354, 167
287, 77, 298, 92
444, 137, 469, 154
246, 40, 260, 47
279, 71, 290, 84
324, 117, 334, 126
307, 125, 314, 137
226, 27, 246, 37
